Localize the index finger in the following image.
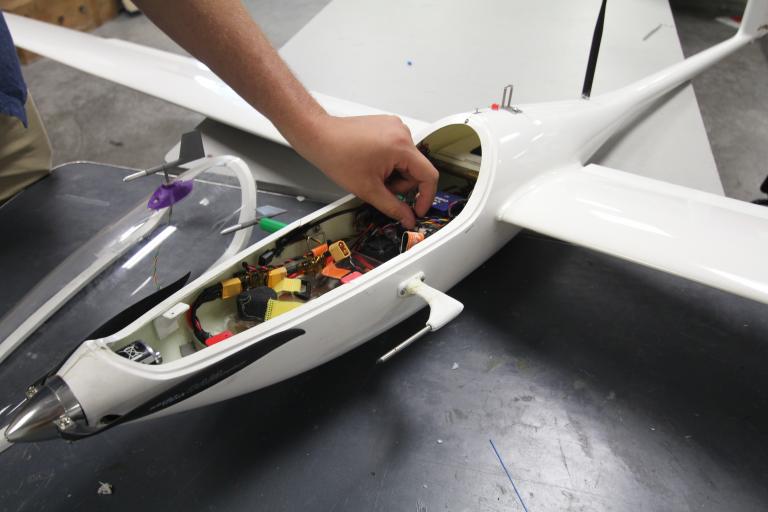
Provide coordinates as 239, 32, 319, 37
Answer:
367, 181, 417, 229
401, 147, 439, 217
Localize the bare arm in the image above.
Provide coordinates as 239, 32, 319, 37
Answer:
134, 0, 437, 228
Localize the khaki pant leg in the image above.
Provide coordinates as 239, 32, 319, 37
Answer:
0, 93, 53, 202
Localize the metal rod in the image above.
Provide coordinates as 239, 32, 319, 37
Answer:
220, 217, 263, 235
123, 159, 180, 183
377, 326, 431, 364
502, 84, 513, 108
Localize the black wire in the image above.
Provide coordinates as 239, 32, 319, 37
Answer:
272, 206, 360, 256
189, 283, 223, 343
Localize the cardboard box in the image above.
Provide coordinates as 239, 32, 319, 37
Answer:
2, 0, 120, 64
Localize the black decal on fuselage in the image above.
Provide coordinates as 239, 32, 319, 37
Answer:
60, 328, 304, 440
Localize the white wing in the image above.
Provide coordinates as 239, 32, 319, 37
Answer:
8, 2, 724, 193
498, 164, 768, 304
4, 13, 428, 147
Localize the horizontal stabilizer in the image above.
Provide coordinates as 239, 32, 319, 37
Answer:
498, 165, 768, 305
5, 14, 427, 147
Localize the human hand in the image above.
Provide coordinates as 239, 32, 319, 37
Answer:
295, 114, 439, 229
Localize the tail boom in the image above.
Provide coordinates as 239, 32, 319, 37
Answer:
576, 0, 767, 163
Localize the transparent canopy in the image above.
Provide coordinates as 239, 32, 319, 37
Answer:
0, 156, 320, 364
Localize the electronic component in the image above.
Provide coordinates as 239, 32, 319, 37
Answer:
116, 340, 162, 365
189, 282, 228, 344
322, 262, 351, 280
278, 244, 327, 277
352, 206, 403, 262
294, 279, 312, 301
267, 267, 287, 288
311, 242, 329, 258
329, 240, 351, 262
205, 330, 233, 347
430, 191, 465, 215
359, 234, 400, 262
220, 277, 244, 300
264, 299, 302, 320
447, 199, 467, 217
341, 271, 362, 284
186, 181, 472, 351
258, 249, 276, 266
236, 286, 277, 322
352, 252, 377, 271
273, 278, 302, 293
400, 231, 425, 252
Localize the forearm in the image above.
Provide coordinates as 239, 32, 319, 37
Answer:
133, 0, 439, 228
133, 0, 326, 148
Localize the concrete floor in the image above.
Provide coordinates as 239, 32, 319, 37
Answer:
19, 1, 768, 202
3, 162, 768, 512
674, 12, 768, 201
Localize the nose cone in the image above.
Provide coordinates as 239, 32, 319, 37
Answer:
4, 376, 83, 443
5, 386, 65, 443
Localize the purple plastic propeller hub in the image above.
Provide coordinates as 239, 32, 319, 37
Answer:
147, 180, 194, 210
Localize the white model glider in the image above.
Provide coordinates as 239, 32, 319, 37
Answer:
1, 0, 767, 447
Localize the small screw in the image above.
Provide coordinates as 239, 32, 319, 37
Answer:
54, 415, 74, 431
25, 386, 38, 399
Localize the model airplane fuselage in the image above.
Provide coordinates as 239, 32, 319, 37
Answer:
3, 1, 768, 448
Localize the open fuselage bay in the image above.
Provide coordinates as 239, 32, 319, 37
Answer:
52, 122, 504, 433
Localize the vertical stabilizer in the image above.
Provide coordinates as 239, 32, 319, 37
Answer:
738, 0, 768, 39
581, 0, 608, 99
